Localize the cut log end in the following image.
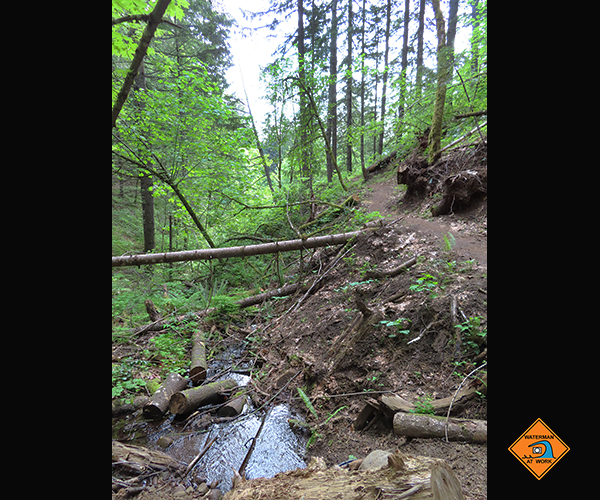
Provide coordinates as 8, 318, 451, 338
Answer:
169, 379, 238, 415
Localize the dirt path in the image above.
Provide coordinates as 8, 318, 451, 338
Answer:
359, 171, 487, 267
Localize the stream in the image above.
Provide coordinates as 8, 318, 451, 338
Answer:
112, 345, 308, 493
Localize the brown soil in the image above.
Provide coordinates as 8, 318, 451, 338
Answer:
113, 159, 488, 499
242, 168, 488, 499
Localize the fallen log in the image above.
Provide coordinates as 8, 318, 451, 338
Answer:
169, 378, 238, 415
190, 330, 207, 385
132, 282, 308, 334
143, 372, 189, 419
366, 149, 400, 174
112, 441, 185, 475
112, 395, 150, 416
223, 451, 464, 500
112, 225, 380, 267
381, 372, 487, 417
363, 255, 418, 280
217, 395, 247, 417
393, 412, 487, 443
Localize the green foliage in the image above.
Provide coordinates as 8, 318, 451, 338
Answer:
442, 232, 456, 252
112, 357, 152, 398
149, 332, 190, 376
297, 387, 318, 419
410, 393, 435, 415
409, 273, 441, 297
454, 316, 487, 354
378, 318, 411, 338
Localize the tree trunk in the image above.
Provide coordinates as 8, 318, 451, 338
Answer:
377, 0, 392, 156
427, 0, 449, 165
359, 0, 367, 180
112, 225, 377, 267
142, 372, 189, 419
415, 0, 426, 97
133, 61, 155, 253
323, 297, 384, 376
291, 77, 348, 192
345, 0, 353, 173
190, 330, 207, 385
169, 379, 238, 415
393, 412, 487, 443
167, 180, 216, 249
397, 0, 410, 127
297, 0, 312, 193
446, 0, 460, 85
112, 0, 172, 128
326, 0, 338, 184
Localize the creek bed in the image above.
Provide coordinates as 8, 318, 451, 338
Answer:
112, 345, 308, 494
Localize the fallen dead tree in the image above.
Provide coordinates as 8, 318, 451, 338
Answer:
132, 282, 308, 334
112, 440, 184, 476
190, 330, 207, 385
142, 372, 188, 419
393, 412, 487, 444
223, 450, 464, 500
169, 378, 238, 415
381, 372, 487, 416
112, 224, 381, 267
363, 255, 418, 280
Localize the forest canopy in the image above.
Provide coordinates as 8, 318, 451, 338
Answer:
112, 0, 487, 289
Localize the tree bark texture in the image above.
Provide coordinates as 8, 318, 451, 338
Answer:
393, 412, 487, 443
142, 372, 189, 419
428, 0, 449, 165
112, 227, 375, 267
112, 0, 172, 128
169, 378, 238, 415
190, 330, 207, 385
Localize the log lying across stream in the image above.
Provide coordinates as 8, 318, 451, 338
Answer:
143, 372, 188, 419
169, 378, 238, 415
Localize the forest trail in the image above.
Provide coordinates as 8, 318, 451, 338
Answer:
113, 164, 488, 500
359, 169, 487, 267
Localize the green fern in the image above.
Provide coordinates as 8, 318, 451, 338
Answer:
297, 387, 318, 418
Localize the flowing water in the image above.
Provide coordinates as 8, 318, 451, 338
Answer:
112, 345, 308, 493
